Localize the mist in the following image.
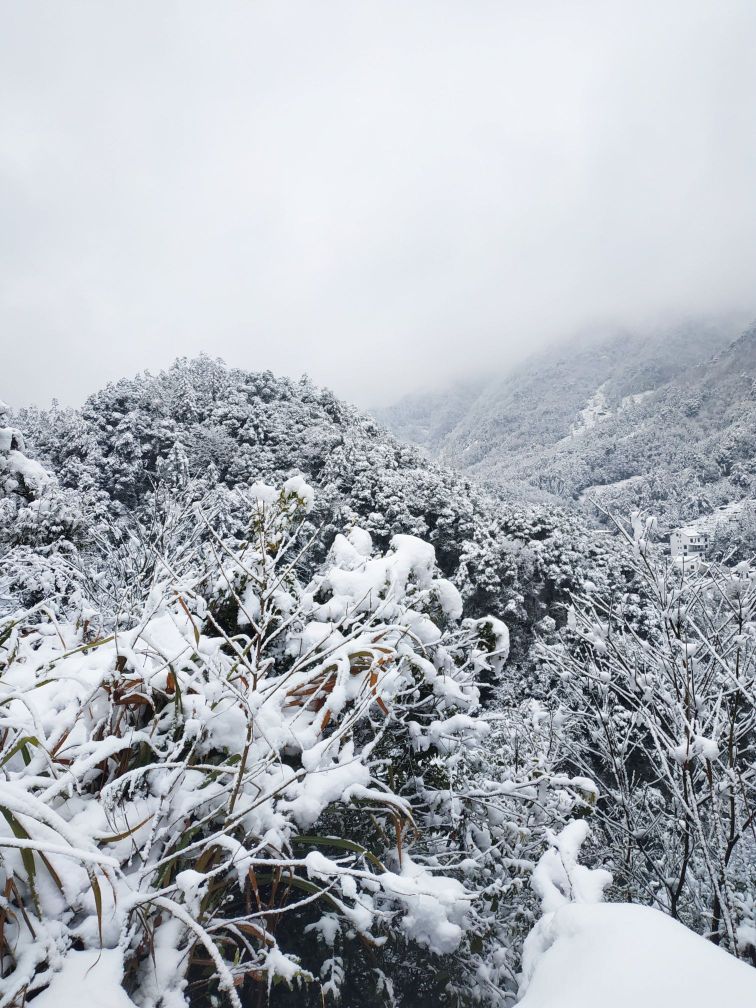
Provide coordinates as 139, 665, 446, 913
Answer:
2, 0, 756, 409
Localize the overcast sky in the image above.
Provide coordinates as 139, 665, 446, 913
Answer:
2, 1, 756, 409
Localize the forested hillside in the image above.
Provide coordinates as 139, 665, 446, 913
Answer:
1, 359, 755, 1007
378, 319, 756, 529
5, 357, 621, 674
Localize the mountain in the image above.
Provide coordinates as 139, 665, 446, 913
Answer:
376, 319, 756, 529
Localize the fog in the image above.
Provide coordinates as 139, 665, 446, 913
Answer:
2, 1, 756, 409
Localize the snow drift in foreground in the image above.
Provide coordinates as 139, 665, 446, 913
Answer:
518, 902, 756, 1008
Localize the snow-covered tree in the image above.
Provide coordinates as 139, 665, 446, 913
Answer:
0, 397, 51, 509
540, 515, 756, 959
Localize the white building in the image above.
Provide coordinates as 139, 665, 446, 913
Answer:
669, 501, 754, 560
670, 526, 709, 560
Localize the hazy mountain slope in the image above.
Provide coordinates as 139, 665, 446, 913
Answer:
378, 320, 752, 526
372, 377, 486, 455
561, 323, 756, 522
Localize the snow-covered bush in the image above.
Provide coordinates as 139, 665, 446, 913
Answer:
0, 478, 543, 1007
444, 705, 603, 1004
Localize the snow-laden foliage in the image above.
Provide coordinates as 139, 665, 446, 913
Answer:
0, 478, 590, 1007
0, 399, 51, 503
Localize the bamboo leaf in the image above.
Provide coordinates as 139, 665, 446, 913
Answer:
91, 872, 104, 946
0, 736, 39, 770
97, 812, 154, 844
0, 807, 37, 909
292, 834, 385, 871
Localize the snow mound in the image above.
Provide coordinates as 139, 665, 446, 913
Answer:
518, 902, 756, 1008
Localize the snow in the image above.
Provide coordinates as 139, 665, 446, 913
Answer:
470, 615, 510, 673
282, 473, 315, 511
619, 389, 654, 410
328, 531, 370, 570
286, 619, 344, 656
263, 946, 310, 989
518, 902, 756, 1008
249, 480, 278, 504
531, 821, 612, 914
30, 949, 137, 1008
433, 577, 464, 620
570, 385, 611, 437
249, 475, 315, 513
5, 449, 51, 494
380, 857, 472, 955
319, 532, 444, 620
347, 526, 372, 556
